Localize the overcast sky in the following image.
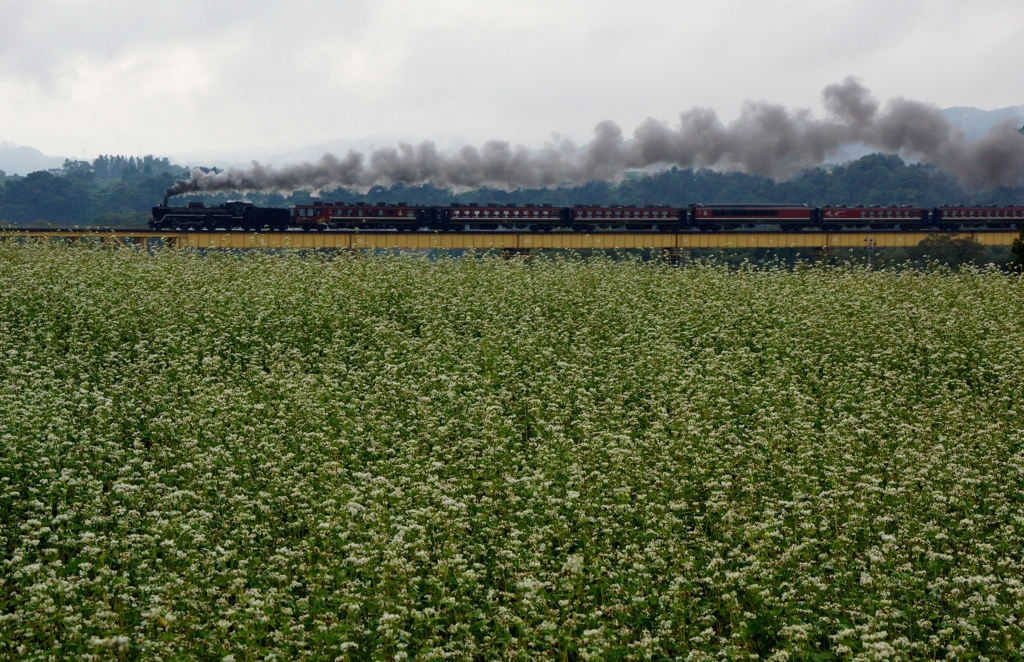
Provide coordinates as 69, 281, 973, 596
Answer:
1, 0, 1022, 161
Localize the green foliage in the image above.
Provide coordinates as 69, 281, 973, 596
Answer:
0, 171, 96, 225
909, 234, 990, 265
1010, 225, 1024, 272
2, 152, 1022, 228
0, 160, 181, 226
2, 248, 1024, 660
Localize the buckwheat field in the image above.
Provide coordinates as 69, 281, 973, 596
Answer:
2, 245, 1024, 662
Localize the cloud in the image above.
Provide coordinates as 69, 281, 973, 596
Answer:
167, 78, 1024, 197
0, 0, 1022, 158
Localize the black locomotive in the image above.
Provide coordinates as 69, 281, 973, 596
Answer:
150, 200, 1024, 233
151, 201, 289, 231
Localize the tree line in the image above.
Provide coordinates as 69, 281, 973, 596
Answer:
1, 152, 1023, 229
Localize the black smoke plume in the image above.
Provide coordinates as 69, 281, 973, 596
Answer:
165, 78, 1024, 200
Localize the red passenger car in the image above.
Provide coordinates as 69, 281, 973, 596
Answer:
569, 204, 680, 231
934, 205, 1024, 230
690, 204, 813, 230
291, 202, 425, 230
444, 203, 566, 231
819, 206, 931, 230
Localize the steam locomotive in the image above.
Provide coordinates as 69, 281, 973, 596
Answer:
150, 200, 1024, 233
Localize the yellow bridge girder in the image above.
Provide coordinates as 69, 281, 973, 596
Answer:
1, 229, 1019, 250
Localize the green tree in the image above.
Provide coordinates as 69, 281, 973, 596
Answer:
0, 170, 96, 225
908, 234, 989, 268
1009, 224, 1024, 272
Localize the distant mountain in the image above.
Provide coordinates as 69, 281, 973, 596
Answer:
0, 145, 66, 176
943, 105, 1024, 140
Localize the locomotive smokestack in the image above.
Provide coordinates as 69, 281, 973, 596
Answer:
163, 78, 1024, 195
162, 194, 169, 207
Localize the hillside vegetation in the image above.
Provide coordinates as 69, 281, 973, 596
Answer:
2, 153, 1024, 227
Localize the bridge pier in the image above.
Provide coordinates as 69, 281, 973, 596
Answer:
501, 248, 533, 260
662, 248, 691, 264
809, 246, 838, 262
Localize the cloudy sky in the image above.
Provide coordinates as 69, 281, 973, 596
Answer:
1, 0, 1022, 161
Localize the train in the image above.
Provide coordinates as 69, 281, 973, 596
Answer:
150, 200, 1024, 233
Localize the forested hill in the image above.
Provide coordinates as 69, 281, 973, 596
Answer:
1, 153, 1023, 227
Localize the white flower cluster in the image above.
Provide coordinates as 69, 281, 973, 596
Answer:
1, 245, 1023, 660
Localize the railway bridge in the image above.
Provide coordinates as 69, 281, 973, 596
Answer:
1, 228, 1018, 252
